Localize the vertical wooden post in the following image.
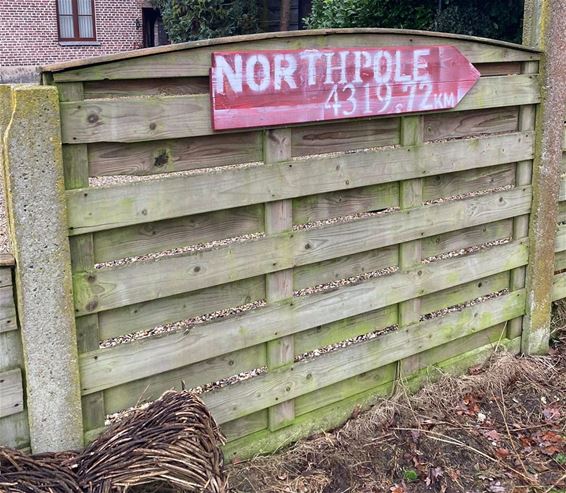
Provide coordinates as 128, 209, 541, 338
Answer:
58, 83, 106, 441
263, 128, 295, 431
2, 85, 83, 452
398, 116, 424, 376
508, 61, 537, 340
521, 0, 566, 353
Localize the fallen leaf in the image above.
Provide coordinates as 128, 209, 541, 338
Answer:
483, 429, 501, 441
495, 447, 510, 458
390, 485, 406, 493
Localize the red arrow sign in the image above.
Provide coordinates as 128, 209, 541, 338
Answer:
210, 46, 480, 131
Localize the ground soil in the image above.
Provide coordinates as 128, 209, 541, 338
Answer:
228, 325, 566, 493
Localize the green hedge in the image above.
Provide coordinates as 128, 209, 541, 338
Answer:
305, 0, 524, 43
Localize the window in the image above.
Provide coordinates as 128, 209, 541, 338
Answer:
57, 0, 96, 42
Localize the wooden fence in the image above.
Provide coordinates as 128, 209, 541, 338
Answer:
553, 126, 566, 300
36, 30, 541, 459
0, 257, 28, 450
2, 27, 565, 457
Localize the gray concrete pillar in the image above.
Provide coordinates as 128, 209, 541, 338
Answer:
2, 85, 83, 452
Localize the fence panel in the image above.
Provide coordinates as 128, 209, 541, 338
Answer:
40, 30, 542, 459
0, 258, 29, 450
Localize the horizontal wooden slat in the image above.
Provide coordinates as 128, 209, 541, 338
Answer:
555, 223, 566, 253
293, 182, 399, 224
83, 77, 209, 99
0, 285, 17, 333
103, 345, 266, 415
93, 205, 264, 263
293, 246, 398, 291
97, 276, 265, 341
60, 75, 539, 144
49, 30, 540, 82
295, 305, 398, 356
0, 268, 13, 288
294, 363, 396, 416
421, 219, 513, 259
78, 240, 528, 394
222, 411, 268, 442
0, 255, 15, 267
290, 118, 400, 157
67, 132, 533, 234
74, 187, 532, 315
423, 164, 516, 201
87, 132, 263, 177
420, 271, 510, 316
202, 290, 525, 424
552, 271, 566, 301
402, 322, 508, 377
555, 250, 566, 272
474, 62, 522, 77
0, 369, 23, 418
424, 107, 519, 141
558, 174, 566, 201
0, 412, 29, 450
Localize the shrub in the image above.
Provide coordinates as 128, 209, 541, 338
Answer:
305, 0, 524, 43
152, 0, 260, 43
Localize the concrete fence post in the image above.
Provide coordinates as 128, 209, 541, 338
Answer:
521, 0, 566, 353
2, 85, 83, 452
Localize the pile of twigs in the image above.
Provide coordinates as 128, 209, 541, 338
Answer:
0, 449, 80, 493
0, 391, 227, 492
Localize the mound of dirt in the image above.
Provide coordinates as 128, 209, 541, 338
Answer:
228, 335, 566, 492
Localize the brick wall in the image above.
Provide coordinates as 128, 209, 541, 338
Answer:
0, 1, 147, 67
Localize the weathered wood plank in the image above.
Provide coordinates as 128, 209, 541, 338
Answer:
59, 82, 105, 440
420, 271, 510, 316
295, 305, 398, 356
293, 182, 399, 224
74, 187, 532, 315
103, 345, 266, 415
421, 219, 513, 259
294, 362, 396, 416
398, 116, 424, 331
293, 246, 398, 291
0, 268, 13, 289
0, 255, 15, 267
93, 205, 264, 263
474, 62, 523, 76
88, 132, 263, 177
554, 250, 566, 272
401, 322, 507, 377
78, 240, 528, 394
60, 76, 539, 144
0, 369, 23, 418
48, 30, 540, 82
67, 132, 533, 235
552, 271, 566, 301
291, 118, 400, 157
83, 77, 209, 99
0, 285, 17, 334
0, 412, 30, 450
202, 290, 525, 424
423, 164, 515, 201
556, 223, 566, 253
424, 107, 519, 141
97, 276, 265, 341
0, 298, 28, 449
222, 411, 267, 442
263, 129, 295, 431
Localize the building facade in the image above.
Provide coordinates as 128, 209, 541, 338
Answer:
0, 0, 165, 81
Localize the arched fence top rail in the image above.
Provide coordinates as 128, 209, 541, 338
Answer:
40, 28, 541, 83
